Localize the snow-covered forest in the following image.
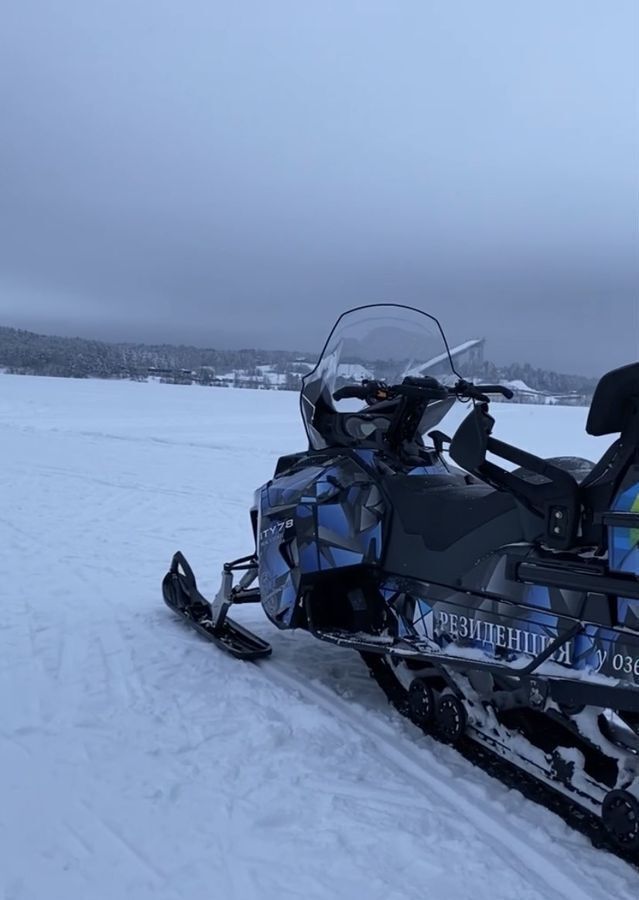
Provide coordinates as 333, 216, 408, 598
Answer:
0, 325, 599, 399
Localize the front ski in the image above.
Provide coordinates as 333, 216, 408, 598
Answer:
162, 551, 271, 661
165, 604, 271, 660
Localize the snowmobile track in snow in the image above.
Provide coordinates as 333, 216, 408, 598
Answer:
266, 654, 638, 890
360, 652, 639, 870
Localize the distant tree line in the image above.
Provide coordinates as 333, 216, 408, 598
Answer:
0, 325, 598, 397
0, 326, 305, 382
474, 359, 598, 397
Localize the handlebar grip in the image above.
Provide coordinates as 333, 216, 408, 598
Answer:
479, 384, 515, 400
332, 384, 370, 401
393, 383, 450, 400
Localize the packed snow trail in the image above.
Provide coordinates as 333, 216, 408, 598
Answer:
1, 374, 637, 900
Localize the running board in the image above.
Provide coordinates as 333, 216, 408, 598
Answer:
310, 627, 639, 713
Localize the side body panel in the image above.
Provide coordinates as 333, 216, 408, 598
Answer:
257, 454, 384, 628
255, 447, 639, 690
383, 549, 639, 690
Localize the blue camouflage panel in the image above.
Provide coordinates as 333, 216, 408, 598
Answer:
609, 474, 639, 632
377, 563, 639, 686
257, 455, 385, 628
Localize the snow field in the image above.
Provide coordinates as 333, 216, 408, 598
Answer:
0, 374, 636, 900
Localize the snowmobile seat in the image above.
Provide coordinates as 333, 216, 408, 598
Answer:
383, 474, 526, 584
388, 477, 521, 550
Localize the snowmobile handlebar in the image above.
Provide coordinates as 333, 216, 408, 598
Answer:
333, 378, 514, 405
333, 378, 450, 404
454, 381, 515, 402
332, 383, 374, 401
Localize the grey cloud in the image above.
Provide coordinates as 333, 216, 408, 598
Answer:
0, 0, 637, 374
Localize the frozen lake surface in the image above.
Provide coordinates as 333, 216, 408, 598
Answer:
0, 374, 635, 900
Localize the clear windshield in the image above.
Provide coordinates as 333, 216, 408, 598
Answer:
301, 304, 457, 449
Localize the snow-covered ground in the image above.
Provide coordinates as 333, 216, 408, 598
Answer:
1, 374, 637, 900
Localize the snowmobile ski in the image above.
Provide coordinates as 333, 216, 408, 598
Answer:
162, 551, 271, 661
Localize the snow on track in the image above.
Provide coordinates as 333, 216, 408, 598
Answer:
0, 374, 635, 900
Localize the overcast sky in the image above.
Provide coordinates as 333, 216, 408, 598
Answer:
0, 0, 637, 373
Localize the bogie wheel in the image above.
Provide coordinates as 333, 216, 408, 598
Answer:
408, 679, 435, 727
435, 693, 467, 744
602, 790, 639, 851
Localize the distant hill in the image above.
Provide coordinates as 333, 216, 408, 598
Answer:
473, 358, 598, 400
0, 325, 306, 382
0, 324, 598, 401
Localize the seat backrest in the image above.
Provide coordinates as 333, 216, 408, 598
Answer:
581, 402, 639, 543
587, 362, 639, 436
581, 362, 639, 543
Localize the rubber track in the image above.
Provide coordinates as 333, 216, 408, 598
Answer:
360, 652, 639, 869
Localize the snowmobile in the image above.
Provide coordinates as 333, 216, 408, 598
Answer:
163, 303, 639, 855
